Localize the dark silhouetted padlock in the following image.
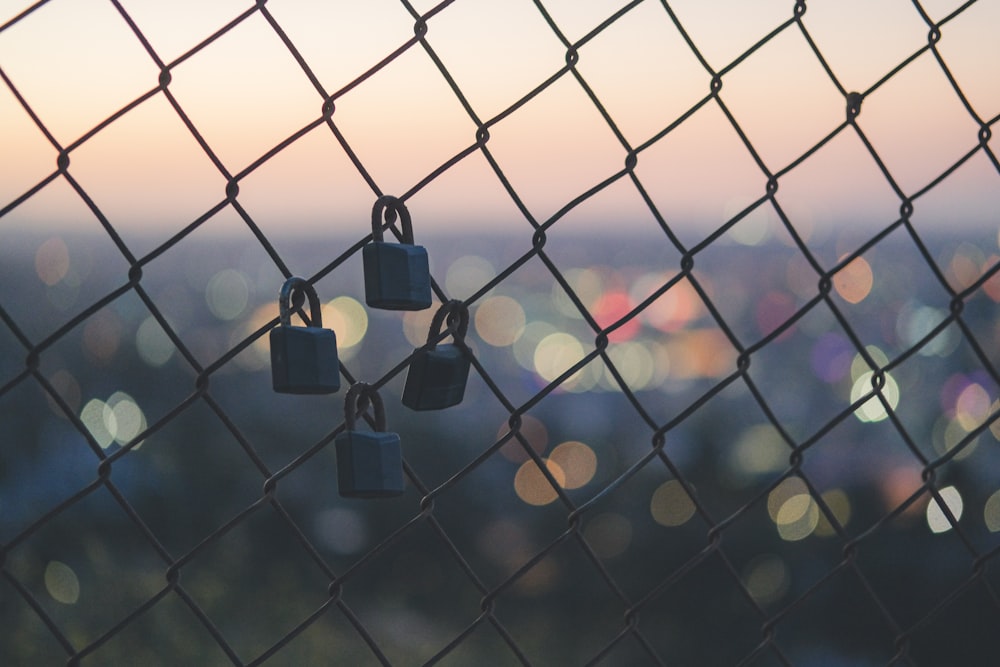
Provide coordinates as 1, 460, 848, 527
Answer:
362, 196, 432, 311
335, 383, 405, 498
269, 276, 340, 394
402, 300, 471, 411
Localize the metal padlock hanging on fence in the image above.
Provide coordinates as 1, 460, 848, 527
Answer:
362, 196, 432, 311
402, 300, 471, 411
269, 276, 340, 394
335, 383, 405, 498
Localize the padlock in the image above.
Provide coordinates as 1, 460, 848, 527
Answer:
269, 276, 340, 394
402, 300, 471, 411
336, 383, 405, 498
362, 196, 432, 311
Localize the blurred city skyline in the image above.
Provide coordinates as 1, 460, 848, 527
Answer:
4, 225, 1000, 663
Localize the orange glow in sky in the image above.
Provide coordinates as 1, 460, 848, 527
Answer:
2, 0, 998, 240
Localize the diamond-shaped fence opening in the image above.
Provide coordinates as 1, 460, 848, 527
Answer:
2, 1, 1000, 665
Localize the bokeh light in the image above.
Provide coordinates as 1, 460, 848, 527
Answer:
729, 205, 774, 246
533, 331, 587, 384
776, 497, 819, 542
445, 254, 496, 299
663, 329, 736, 379
650, 479, 697, 527
107, 391, 147, 446
237, 303, 280, 370
954, 381, 991, 431
984, 489, 1000, 532
895, 302, 957, 357
768, 477, 819, 541
850, 371, 900, 423
926, 486, 963, 534
833, 255, 873, 304
79, 391, 147, 449
205, 268, 251, 321
514, 458, 566, 506
547, 440, 597, 489
80, 398, 114, 449
591, 289, 640, 341
322, 296, 368, 349
635, 276, 703, 333
984, 256, 1000, 302
44, 561, 80, 605
946, 242, 986, 290
313, 508, 368, 555
743, 554, 790, 605
136, 315, 175, 367
35, 236, 70, 286
474, 295, 526, 347
991, 400, 1000, 441
879, 466, 925, 518
727, 424, 788, 482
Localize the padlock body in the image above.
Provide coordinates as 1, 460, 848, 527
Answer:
402, 344, 470, 411
336, 431, 405, 498
270, 326, 340, 394
363, 242, 432, 311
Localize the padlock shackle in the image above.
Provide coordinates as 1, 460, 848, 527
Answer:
371, 195, 414, 245
426, 300, 469, 345
344, 382, 387, 432
279, 276, 323, 328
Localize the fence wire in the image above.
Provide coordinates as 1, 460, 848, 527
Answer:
2, 0, 1000, 665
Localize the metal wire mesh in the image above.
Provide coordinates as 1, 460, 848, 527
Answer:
2, 0, 1000, 664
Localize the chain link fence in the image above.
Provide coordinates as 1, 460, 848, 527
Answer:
2, 0, 1000, 664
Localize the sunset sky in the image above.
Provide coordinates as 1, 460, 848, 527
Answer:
1, 0, 997, 242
